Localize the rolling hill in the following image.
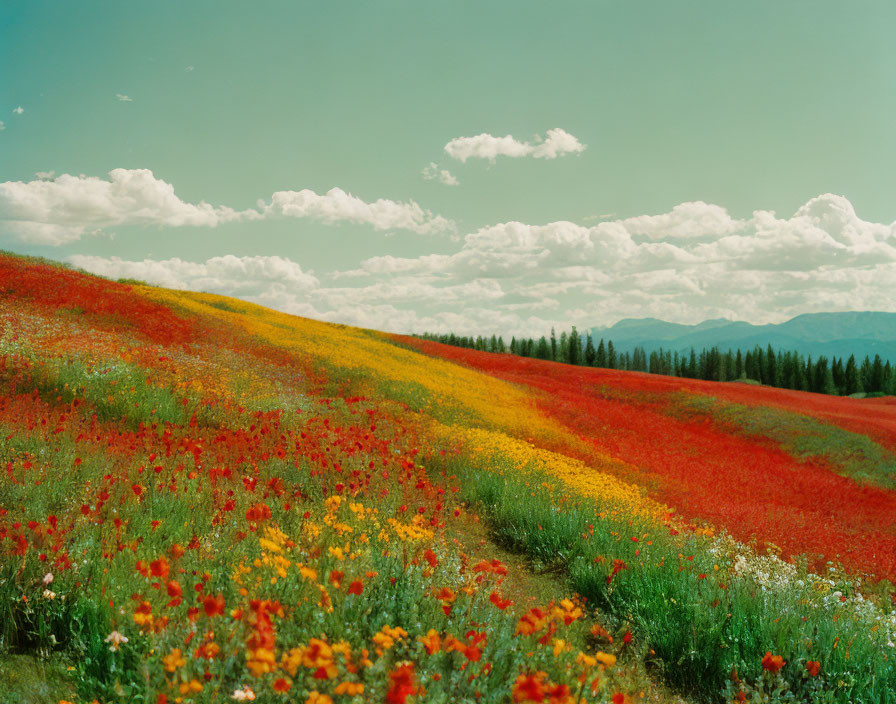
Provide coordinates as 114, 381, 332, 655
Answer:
2, 252, 895, 704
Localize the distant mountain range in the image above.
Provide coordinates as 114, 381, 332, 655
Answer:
589, 312, 896, 361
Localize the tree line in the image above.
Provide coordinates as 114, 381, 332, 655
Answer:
418, 327, 895, 397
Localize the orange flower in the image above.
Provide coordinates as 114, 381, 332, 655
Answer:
516, 607, 548, 636
305, 693, 332, 704
162, 648, 186, 673
329, 570, 344, 588
133, 600, 153, 627
761, 651, 786, 673
806, 660, 821, 677
435, 587, 456, 603
334, 682, 364, 695
424, 549, 438, 567
385, 663, 417, 704
418, 629, 441, 654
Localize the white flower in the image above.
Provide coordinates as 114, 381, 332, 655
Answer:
105, 630, 129, 652
42, 589, 56, 600
42, 572, 54, 585
232, 686, 256, 701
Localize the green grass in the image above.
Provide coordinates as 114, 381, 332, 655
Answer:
673, 394, 896, 490
0, 654, 77, 704
441, 444, 896, 703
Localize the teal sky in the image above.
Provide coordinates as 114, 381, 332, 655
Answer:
2, 1, 896, 334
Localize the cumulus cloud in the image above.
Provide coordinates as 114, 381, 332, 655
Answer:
421, 162, 459, 186
264, 187, 452, 234
0, 169, 453, 244
69, 254, 319, 294
444, 128, 585, 163
0, 169, 249, 245
59, 193, 896, 337
116, 94, 133, 102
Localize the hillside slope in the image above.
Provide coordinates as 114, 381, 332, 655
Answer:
2, 253, 895, 703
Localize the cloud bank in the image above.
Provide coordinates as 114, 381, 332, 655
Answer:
68, 194, 896, 336
0, 169, 454, 244
444, 128, 585, 162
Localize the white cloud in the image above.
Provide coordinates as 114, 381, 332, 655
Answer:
264, 187, 452, 235
35, 171, 56, 180
0, 169, 249, 245
116, 94, 133, 102
0, 122, 5, 131
421, 162, 459, 186
68, 254, 319, 294
444, 128, 585, 162
49, 193, 896, 337
0, 170, 453, 244
12, 106, 24, 115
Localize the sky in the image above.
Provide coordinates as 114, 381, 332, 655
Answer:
2, 0, 895, 336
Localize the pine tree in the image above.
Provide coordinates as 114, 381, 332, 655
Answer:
596, 339, 607, 367
568, 327, 580, 366
535, 336, 550, 360
607, 340, 617, 370
844, 355, 861, 395
584, 335, 596, 366
550, 328, 557, 361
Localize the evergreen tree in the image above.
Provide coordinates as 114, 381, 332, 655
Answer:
596, 339, 607, 367
607, 340, 617, 370
568, 327, 580, 366
535, 336, 551, 360
766, 345, 778, 387
844, 355, 861, 395
735, 349, 744, 378
559, 331, 569, 364
550, 328, 557, 361
584, 334, 596, 366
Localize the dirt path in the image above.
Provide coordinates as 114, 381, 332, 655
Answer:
450, 511, 692, 704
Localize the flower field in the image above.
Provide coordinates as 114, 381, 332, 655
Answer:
2, 253, 896, 703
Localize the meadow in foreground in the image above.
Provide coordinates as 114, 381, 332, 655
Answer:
2, 253, 895, 703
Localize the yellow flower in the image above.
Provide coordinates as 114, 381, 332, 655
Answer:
595, 651, 617, 668
298, 564, 318, 582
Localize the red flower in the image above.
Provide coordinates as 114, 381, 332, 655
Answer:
489, 591, 512, 610
272, 677, 292, 692
386, 663, 417, 704
150, 557, 169, 579
761, 651, 786, 673
512, 672, 545, 702
347, 579, 364, 595
203, 593, 225, 618
806, 660, 821, 677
